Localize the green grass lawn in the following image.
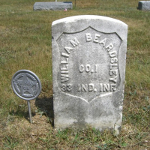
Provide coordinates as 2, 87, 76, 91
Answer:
0, 0, 150, 149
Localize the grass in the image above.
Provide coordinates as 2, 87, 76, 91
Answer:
0, 0, 150, 149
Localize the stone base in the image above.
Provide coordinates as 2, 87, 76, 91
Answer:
137, 1, 150, 10
33, 2, 73, 11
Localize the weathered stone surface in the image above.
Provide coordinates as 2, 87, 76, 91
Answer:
52, 15, 128, 134
137, 1, 150, 10
33, 2, 72, 11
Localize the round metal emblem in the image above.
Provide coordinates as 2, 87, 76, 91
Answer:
12, 70, 42, 100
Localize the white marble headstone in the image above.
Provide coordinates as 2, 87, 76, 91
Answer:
137, 1, 150, 11
52, 15, 128, 134
33, 2, 72, 11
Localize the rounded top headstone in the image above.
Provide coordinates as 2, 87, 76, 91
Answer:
11, 70, 42, 100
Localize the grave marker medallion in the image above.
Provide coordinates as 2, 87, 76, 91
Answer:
12, 70, 41, 123
12, 70, 41, 100
52, 15, 128, 134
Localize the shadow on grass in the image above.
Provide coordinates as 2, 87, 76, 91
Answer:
35, 96, 54, 127
8, 109, 36, 124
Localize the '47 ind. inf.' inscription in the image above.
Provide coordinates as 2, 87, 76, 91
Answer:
57, 27, 122, 102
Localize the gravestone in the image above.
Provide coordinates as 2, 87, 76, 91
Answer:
137, 1, 150, 10
52, 15, 128, 134
33, 2, 72, 11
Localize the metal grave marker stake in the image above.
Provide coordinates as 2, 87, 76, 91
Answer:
12, 70, 42, 123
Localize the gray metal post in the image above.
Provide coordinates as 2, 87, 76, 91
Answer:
27, 101, 32, 123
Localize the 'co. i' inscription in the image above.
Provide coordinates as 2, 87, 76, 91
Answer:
60, 33, 118, 93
